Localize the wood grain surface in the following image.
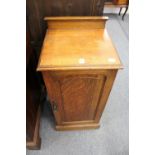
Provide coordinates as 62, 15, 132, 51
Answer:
37, 17, 122, 71
38, 16, 122, 130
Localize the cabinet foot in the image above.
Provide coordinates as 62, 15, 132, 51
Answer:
55, 123, 100, 131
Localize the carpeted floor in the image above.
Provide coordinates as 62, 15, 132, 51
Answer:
27, 14, 129, 155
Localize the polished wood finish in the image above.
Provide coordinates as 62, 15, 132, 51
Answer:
37, 17, 122, 71
38, 16, 122, 130
45, 16, 108, 29
55, 123, 100, 131
42, 72, 105, 122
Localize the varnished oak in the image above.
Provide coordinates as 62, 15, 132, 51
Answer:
37, 16, 122, 130
37, 17, 122, 71
44, 16, 108, 20
55, 123, 100, 131
44, 16, 108, 29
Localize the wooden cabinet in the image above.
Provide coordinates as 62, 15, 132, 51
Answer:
37, 17, 122, 130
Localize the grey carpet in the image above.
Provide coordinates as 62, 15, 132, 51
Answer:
27, 14, 129, 155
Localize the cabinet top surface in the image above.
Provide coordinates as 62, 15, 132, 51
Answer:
37, 17, 122, 71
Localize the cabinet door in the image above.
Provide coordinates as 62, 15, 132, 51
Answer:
43, 72, 106, 124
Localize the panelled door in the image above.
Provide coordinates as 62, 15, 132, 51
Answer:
43, 71, 109, 125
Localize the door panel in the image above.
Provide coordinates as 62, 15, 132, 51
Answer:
60, 75, 105, 121
43, 72, 106, 124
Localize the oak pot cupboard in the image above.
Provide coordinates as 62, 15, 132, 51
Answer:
37, 16, 122, 130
